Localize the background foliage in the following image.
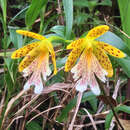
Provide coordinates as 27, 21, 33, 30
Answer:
0, 0, 130, 129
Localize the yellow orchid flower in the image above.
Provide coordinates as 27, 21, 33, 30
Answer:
65, 25, 126, 95
11, 30, 57, 94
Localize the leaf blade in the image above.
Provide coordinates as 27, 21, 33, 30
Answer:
25, 0, 47, 27
63, 0, 73, 39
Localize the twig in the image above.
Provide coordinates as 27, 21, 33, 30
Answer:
57, 0, 64, 25
53, 84, 74, 120
68, 92, 83, 130
1, 89, 28, 129
15, 95, 39, 116
55, 120, 105, 128
82, 108, 97, 130
42, 98, 53, 129
104, 17, 130, 39
27, 105, 62, 124
6, 116, 23, 130
112, 79, 121, 100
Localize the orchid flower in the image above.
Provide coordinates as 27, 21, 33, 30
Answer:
65, 25, 126, 95
11, 30, 57, 94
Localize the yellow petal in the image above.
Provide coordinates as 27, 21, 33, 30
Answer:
93, 47, 113, 77
16, 30, 46, 40
85, 47, 93, 69
96, 41, 126, 58
67, 38, 84, 49
37, 51, 49, 69
11, 41, 39, 59
18, 46, 41, 72
86, 25, 109, 40
65, 46, 84, 72
40, 40, 57, 75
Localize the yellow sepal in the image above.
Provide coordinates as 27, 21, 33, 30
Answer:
11, 41, 39, 59
96, 41, 126, 58
86, 25, 109, 40
16, 30, 46, 40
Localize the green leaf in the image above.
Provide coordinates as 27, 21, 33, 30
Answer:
4, 58, 14, 83
89, 98, 98, 112
63, 0, 73, 39
116, 57, 130, 78
4, 58, 15, 94
118, 0, 130, 48
74, 0, 89, 8
50, 25, 65, 38
25, 0, 47, 27
0, 0, 7, 24
74, 0, 99, 12
105, 105, 130, 129
5, 72, 14, 95
26, 121, 42, 130
9, 27, 23, 49
97, 31, 130, 56
74, 13, 90, 25
97, 31, 130, 77
56, 57, 67, 68
1, 34, 11, 49
57, 91, 96, 122
98, 0, 112, 7
82, 91, 97, 102
9, 6, 29, 25
105, 110, 113, 130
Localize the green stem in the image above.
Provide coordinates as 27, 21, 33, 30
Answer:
48, 36, 72, 43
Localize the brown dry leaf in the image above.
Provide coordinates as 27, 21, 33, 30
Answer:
94, 110, 109, 119
113, 116, 130, 130
15, 83, 72, 115
27, 105, 63, 124
1, 90, 27, 129
119, 118, 130, 130
0, 68, 4, 73
112, 79, 121, 100
15, 95, 39, 116
83, 108, 97, 130
42, 83, 73, 94
68, 92, 83, 130
97, 95, 117, 107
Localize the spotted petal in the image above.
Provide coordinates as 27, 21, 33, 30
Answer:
93, 47, 113, 77
92, 53, 107, 82
67, 38, 85, 49
18, 46, 41, 72
65, 46, 85, 72
34, 83, 43, 94
39, 52, 52, 80
16, 30, 46, 40
71, 51, 87, 80
22, 58, 37, 77
24, 70, 43, 94
73, 51, 101, 95
95, 41, 126, 58
86, 25, 109, 40
88, 73, 100, 95
75, 79, 88, 92
40, 40, 57, 75
11, 41, 39, 59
